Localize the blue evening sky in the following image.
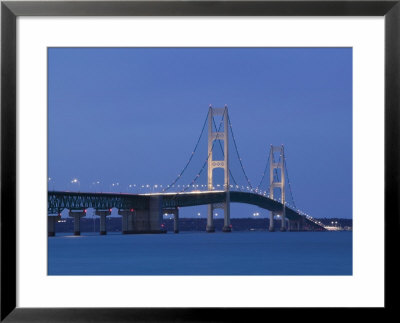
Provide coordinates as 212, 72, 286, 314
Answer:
48, 48, 352, 219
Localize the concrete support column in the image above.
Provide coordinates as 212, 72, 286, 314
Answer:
288, 220, 294, 231
135, 209, 150, 232
48, 215, 57, 237
297, 221, 301, 231
149, 196, 164, 232
280, 208, 287, 232
99, 215, 107, 234
269, 212, 275, 232
206, 204, 215, 232
128, 212, 134, 232
118, 209, 135, 234
74, 215, 81, 235
174, 208, 179, 233
95, 209, 111, 235
69, 210, 87, 235
120, 197, 165, 234
222, 192, 231, 232
121, 213, 128, 233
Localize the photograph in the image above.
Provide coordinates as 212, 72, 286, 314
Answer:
47, 47, 353, 275
2, 0, 398, 320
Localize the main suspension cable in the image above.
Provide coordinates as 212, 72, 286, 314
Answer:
256, 149, 270, 191
227, 114, 253, 190
284, 155, 297, 208
162, 109, 210, 192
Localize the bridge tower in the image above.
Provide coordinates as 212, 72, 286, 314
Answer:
269, 145, 286, 232
206, 105, 231, 233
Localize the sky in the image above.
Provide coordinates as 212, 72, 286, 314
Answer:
48, 47, 352, 219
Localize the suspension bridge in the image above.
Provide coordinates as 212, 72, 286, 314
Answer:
48, 106, 326, 236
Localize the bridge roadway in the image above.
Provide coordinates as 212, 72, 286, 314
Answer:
49, 190, 302, 220
48, 190, 325, 234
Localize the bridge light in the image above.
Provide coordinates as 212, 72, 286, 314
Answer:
130, 208, 134, 212
109, 208, 112, 212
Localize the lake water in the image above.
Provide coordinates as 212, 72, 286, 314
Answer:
48, 231, 352, 275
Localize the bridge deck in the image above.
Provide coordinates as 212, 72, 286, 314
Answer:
48, 190, 302, 220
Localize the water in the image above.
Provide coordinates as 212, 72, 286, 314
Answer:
48, 231, 352, 275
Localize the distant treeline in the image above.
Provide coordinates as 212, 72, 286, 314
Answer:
54, 217, 352, 233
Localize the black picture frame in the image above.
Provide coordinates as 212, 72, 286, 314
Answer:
1, 0, 399, 321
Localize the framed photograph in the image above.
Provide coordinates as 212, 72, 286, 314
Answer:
1, 0, 398, 321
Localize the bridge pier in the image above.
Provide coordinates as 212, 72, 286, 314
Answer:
95, 209, 111, 235
162, 208, 179, 233
280, 215, 286, 232
134, 209, 150, 232
222, 192, 231, 232
128, 196, 165, 233
69, 210, 86, 235
207, 200, 230, 233
149, 196, 164, 232
269, 212, 275, 232
173, 209, 179, 233
48, 214, 60, 237
287, 220, 301, 231
118, 209, 135, 234
288, 220, 294, 231
206, 204, 215, 233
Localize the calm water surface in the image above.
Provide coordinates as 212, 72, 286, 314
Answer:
48, 231, 352, 275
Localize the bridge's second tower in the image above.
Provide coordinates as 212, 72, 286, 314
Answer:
206, 105, 231, 232
269, 145, 286, 232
